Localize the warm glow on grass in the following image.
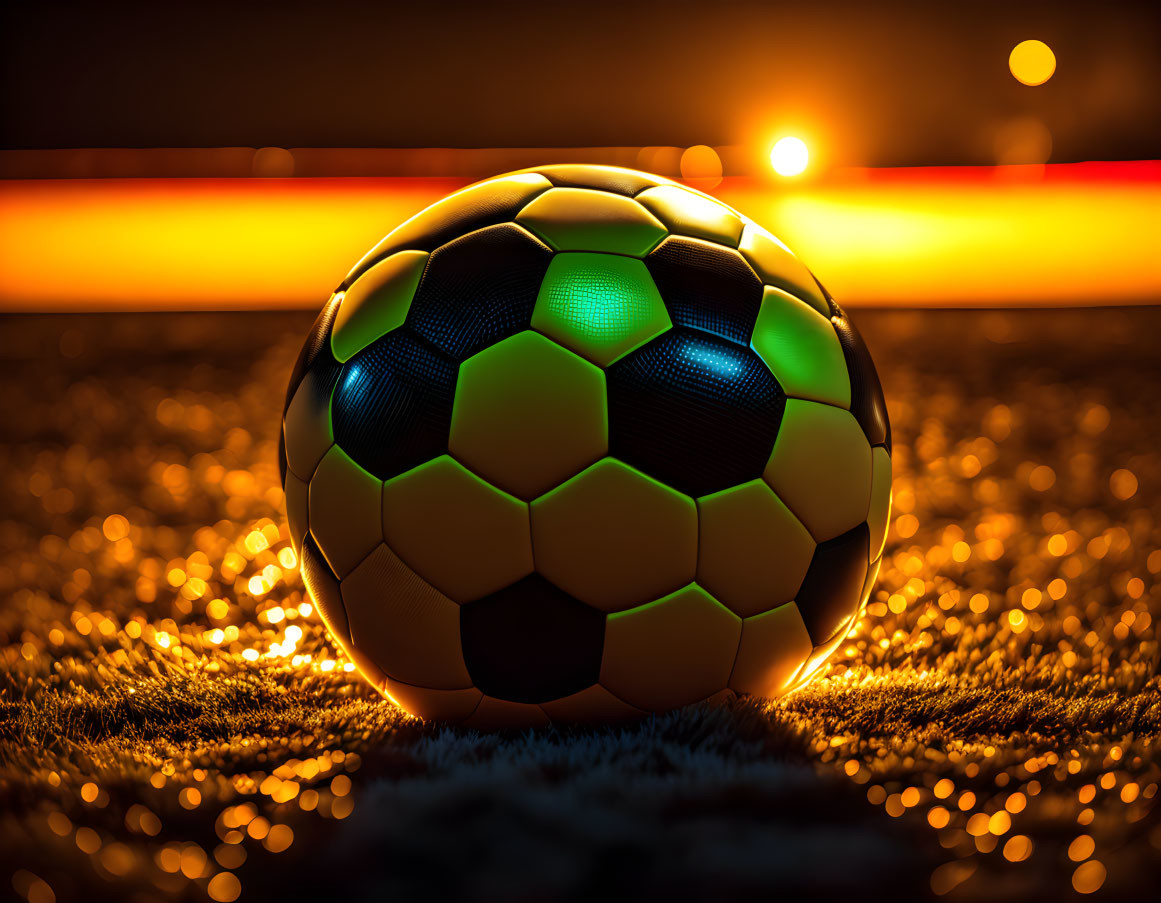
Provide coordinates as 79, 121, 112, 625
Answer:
770, 137, 809, 177
1009, 40, 1056, 86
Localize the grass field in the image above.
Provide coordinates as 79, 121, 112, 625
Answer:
1, 308, 1159, 902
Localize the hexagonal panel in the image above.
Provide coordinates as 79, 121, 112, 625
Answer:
381, 455, 533, 603
607, 329, 785, 497
459, 574, 605, 704
737, 223, 830, 316
600, 583, 741, 712
463, 696, 550, 730
299, 534, 351, 649
449, 331, 607, 500
635, 185, 744, 247
531, 458, 697, 612
531, 253, 671, 367
342, 173, 553, 287
829, 302, 892, 451
331, 329, 458, 481
330, 250, 428, 362
539, 684, 645, 724
696, 480, 816, 618
524, 163, 668, 196
283, 363, 338, 481
867, 446, 893, 560
384, 679, 483, 724
405, 223, 553, 361
308, 445, 383, 579
728, 601, 814, 698
283, 470, 308, 555
645, 236, 764, 344
751, 286, 851, 408
341, 544, 472, 689
795, 523, 870, 645
516, 188, 667, 256
763, 399, 872, 542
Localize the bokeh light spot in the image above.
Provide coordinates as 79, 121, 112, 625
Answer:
1009, 40, 1056, 86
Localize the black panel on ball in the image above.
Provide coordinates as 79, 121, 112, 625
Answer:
795, 522, 870, 646
823, 291, 891, 452
331, 330, 458, 481
460, 574, 606, 704
645, 236, 764, 345
607, 328, 785, 497
405, 223, 553, 361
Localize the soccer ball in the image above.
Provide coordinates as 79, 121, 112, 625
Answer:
280, 164, 891, 728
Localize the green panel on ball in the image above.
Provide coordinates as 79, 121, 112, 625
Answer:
696, 479, 816, 618
531, 253, 672, 367
516, 188, 667, 256
600, 583, 741, 711
763, 399, 873, 543
531, 457, 697, 612
382, 455, 534, 604
308, 445, 383, 579
449, 331, 608, 499
751, 286, 851, 408
330, 250, 428, 363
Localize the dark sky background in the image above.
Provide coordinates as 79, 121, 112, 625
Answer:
1, 0, 1158, 165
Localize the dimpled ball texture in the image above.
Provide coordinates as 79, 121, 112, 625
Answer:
280, 164, 892, 729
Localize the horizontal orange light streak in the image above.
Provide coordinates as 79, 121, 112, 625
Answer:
1, 165, 1157, 310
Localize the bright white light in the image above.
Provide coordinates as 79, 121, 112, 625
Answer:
770, 137, 809, 177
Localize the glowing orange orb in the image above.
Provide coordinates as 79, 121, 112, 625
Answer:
1009, 40, 1056, 86
770, 137, 809, 177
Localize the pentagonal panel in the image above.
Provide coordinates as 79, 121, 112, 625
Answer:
600, 584, 741, 712
331, 329, 458, 481
795, 522, 870, 645
308, 445, 382, 579
381, 455, 533, 603
539, 684, 646, 724
384, 679, 482, 724
531, 253, 671, 367
696, 480, 815, 618
342, 544, 472, 689
531, 458, 697, 612
342, 173, 552, 286
751, 287, 851, 408
607, 329, 785, 497
405, 223, 553, 361
763, 399, 872, 542
283, 362, 339, 482
867, 446, 893, 560
635, 185, 744, 247
459, 574, 605, 704
299, 534, 352, 649
449, 331, 607, 500
738, 223, 830, 316
728, 601, 814, 698
516, 188, 667, 256
645, 236, 764, 344
828, 299, 891, 451
284, 292, 342, 416
330, 250, 428, 362
463, 696, 550, 730
283, 470, 309, 555
527, 164, 669, 197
